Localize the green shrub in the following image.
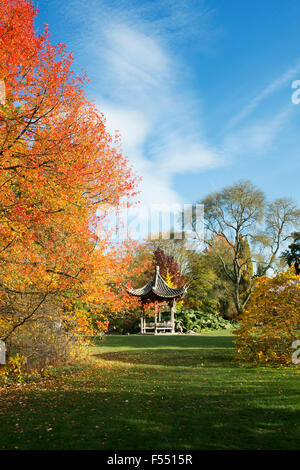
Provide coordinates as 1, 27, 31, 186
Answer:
175, 309, 236, 332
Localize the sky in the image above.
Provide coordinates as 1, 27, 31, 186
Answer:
35, 0, 300, 217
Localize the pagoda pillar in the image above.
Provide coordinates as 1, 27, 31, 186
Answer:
141, 304, 146, 334
170, 299, 176, 334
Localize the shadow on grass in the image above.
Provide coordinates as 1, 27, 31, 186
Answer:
2, 334, 298, 450
94, 334, 234, 350
1, 384, 299, 450
92, 335, 236, 368
1, 333, 299, 450
92, 348, 236, 368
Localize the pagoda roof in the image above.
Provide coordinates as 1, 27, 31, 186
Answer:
127, 266, 188, 301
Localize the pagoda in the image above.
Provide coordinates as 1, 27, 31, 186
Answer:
127, 266, 188, 334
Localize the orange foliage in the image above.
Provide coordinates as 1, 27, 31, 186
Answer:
0, 0, 140, 343
233, 269, 300, 365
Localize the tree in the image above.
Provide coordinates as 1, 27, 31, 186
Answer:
153, 247, 186, 287
191, 181, 300, 316
127, 238, 188, 290
125, 241, 155, 289
183, 250, 221, 314
0, 0, 138, 349
145, 233, 191, 277
282, 232, 300, 275
183, 234, 252, 317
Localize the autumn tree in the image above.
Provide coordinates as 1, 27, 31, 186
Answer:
124, 241, 154, 292
153, 247, 186, 287
146, 233, 191, 276
0, 0, 138, 356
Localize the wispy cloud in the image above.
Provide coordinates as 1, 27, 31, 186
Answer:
225, 61, 300, 132
101, 24, 171, 96
224, 105, 294, 156
46, 0, 299, 218
56, 0, 222, 212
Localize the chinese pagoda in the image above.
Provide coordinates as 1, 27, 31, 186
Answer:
127, 266, 188, 334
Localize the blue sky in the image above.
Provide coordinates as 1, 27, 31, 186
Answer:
35, 0, 300, 210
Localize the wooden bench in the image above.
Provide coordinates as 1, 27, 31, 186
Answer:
144, 322, 174, 334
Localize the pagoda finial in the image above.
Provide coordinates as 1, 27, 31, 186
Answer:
154, 265, 159, 289
127, 263, 187, 300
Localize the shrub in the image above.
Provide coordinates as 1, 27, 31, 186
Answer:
0, 353, 28, 384
4, 313, 89, 377
233, 270, 300, 365
175, 309, 236, 332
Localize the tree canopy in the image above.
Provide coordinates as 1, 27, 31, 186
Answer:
190, 180, 300, 315
0, 0, 139, 351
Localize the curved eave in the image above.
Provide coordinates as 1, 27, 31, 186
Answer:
127, 269, 188, 301
127, 279, 154, 297
127, 284, 188, 300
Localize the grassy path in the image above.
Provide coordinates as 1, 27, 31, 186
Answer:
0, 332, 299, 449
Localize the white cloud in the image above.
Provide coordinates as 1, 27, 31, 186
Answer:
53, 1, 223, 234
224, 106, 293, 156
102, 25, 170, 91
100, 101, 182, 210
87, 11, 223, 216
159, 141, 224, 175
100, 104, 150, 155
56, 0, 298, 235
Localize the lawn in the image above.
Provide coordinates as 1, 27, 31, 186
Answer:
0, 332, 299, 450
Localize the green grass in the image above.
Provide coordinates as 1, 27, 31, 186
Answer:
0, 332, 299, 450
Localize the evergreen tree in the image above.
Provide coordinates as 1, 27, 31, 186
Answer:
282, 232, 300, 274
